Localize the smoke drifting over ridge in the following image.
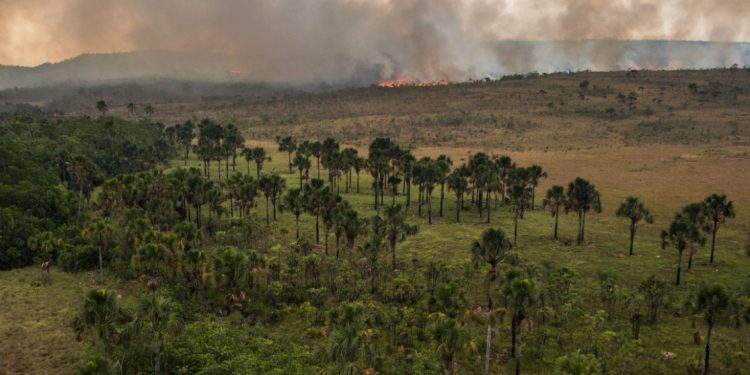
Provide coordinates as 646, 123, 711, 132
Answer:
1, 0, 750, 86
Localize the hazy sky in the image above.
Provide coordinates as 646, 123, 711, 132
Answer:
1, 0, 748, 84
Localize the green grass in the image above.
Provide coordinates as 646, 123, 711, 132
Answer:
2, 138, 748, 374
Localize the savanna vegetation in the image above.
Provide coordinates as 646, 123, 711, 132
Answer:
1, 68, 749, 375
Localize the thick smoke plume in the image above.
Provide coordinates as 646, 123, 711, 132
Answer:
1, 0, 750, 86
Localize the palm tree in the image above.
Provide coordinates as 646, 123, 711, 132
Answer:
508, 184, 531, 244
615, 197, 654, 256
431, 317, 476, 375
501, 271, 535, 375
82, 219, 113, 284
303, 179, 327, 243
661, 214, 705, 286
277, 136, 297, 173
542, 185, 566, 240
73, 289, 120, 359
131, 294, 182, 375
566, 177, 602, 245
343, 209, 369, 262
436, 155, 453, 217
495, 155, 515, 204
309, 141, 322, 178
472, 228, 512, 308
681, 202, 709, 270
95, 100, 108, 116
175, 121, 195, 166
292, 152, 312, 186
383, 204, 418, 271
360, 232, 385, 294
703, 194, 735, 264
692, 282, 730, 375
447, 169, 468, 223
282, 188, 306, 239
526, 164, 547, 210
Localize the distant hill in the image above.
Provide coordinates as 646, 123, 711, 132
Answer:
1, 40, 749, 91
0, 50, 244, 90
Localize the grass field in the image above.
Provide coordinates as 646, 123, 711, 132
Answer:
2, 69, 750, 374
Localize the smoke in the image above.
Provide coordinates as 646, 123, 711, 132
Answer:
1, 0, 750, 86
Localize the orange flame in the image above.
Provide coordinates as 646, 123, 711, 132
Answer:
377, 76, 448, 88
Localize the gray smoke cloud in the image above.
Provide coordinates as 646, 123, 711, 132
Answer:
1, 0, 749, 86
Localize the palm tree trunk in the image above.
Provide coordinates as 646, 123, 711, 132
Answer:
440, 183, 445, 217
428, 188, 433, 224
485, 324, 492, 375
98, 247, 104, 284
315, 214, 320, 243
405, 177, 411, 208
676, 250, 683, 286
581, 211, 587, 243
391, 238, 397, 271
295, 216, 300, 239
265, 196, 270, 225
514, 215, 519, 245
486, 190, 491, 224
316, 157, 320, 179
356, 171, 360, 193
287, 152, 292, 173
456, 195, 461, 223
703, 323, 713, 375
553, 212, 559, 239
629, 222, 636, 255
324, 227, 329, 255
710, 222, 717, 263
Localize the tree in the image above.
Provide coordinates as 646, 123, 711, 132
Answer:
96, 100, 108, 116
73, 289, 120, 359
131, 294, 182, 375
526, 164, 547, 210
127, 102, 136, 116
277, 136, 297, 173
447, 169, 468, 223
566, 178, 602, 245
615, 197, 654, 256
703, 194, 735, 264
82, 219, 113, 284
383, 204, 418, 271
175, 121, 195, 166
472, 228, 512, 308
692, 282, 730, 375
508, 184, 531, 245
431, 317, 476, 375
436, 155, 453, 217
360, 231, 385, 294
681, 202, 709, 270
309, 141, 322, 178
639, 275, 668, 324
501, 271, 535, 375
251, 147, 271, 178
542, 185, 566, 240
259, 174, 285, 223
282, 188, 306, 239
661, 214, 704, 286
343, 209, 368, 262
292, 152, 312, 187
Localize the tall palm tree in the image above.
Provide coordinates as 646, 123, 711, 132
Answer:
436, 155, 453, 217
447, 169, 468, 223
692, 282, 730, 375
681, 202, 709, 270
277, 136, 297, 173
383, 204, 418, 271
542, 185, 566, 240
471, 228, 512, 308
360, 232, 385, 294
566, 177, 602, 245
501, 271, 535, 375
343, 209, 369, 262
703, 194, 735, 264
431, 317, 476, 375
282, 188, 306, 239
73, 289, 120, 359
526, 164, 547, 210
495, 155, 515, 204
309, 141, 322, 178
508, 184, 531, 244
82, 219, 113, 284
615, 197, 654, 256
661, 214, 705, 286
303, 179, 327, 243
259, 174, 285, 221
292, 152, 312, 187
131, 294, 182, 375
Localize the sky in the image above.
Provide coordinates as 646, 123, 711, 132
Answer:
1, 0, 748, 83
